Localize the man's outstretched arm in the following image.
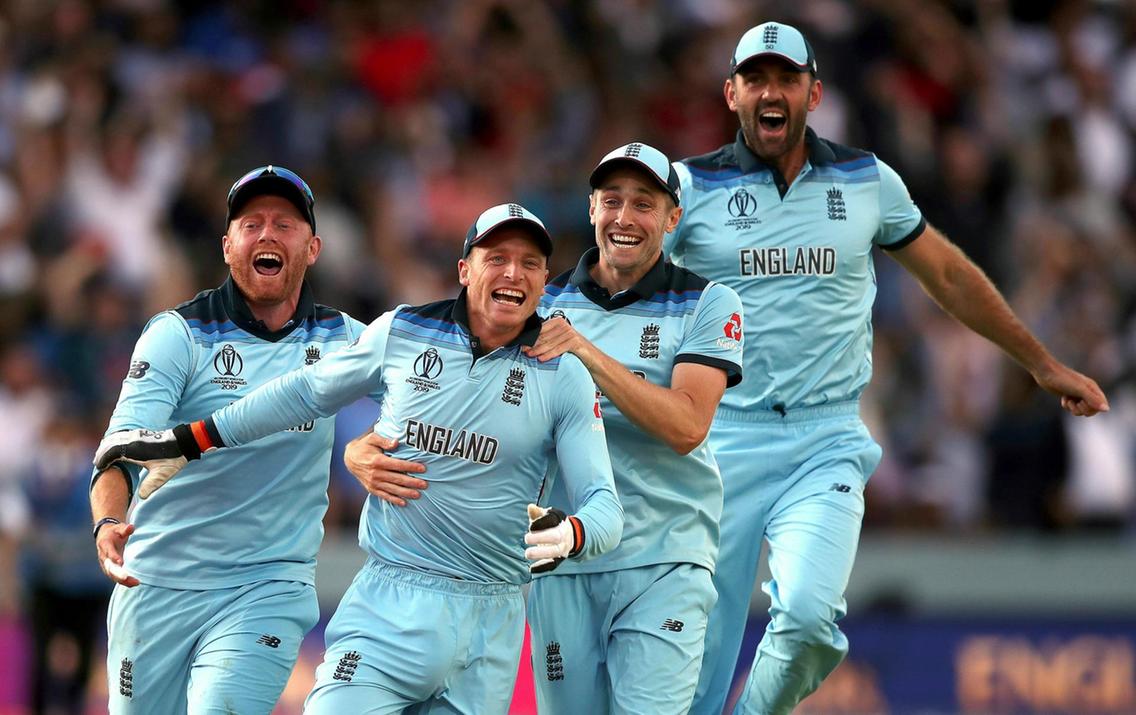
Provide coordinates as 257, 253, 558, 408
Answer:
890, 224, 1108, 417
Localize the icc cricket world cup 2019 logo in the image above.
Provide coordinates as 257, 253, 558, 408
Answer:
210, 344, 248, 390
407, 348, 444, 393
214, 344, 244, 376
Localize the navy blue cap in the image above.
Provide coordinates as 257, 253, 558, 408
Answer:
226, 165, 316, 231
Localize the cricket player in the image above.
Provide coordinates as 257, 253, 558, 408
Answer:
95, 202, 624, 714
89, 165, 363, 714
668, 22, 1109, 715
346, 142, 745, 713
523, 142, 744, 713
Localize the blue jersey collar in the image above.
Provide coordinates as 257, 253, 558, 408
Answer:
220, 275, 316, 342
569, 247, 667, 310
733, 126, 836, 173
452, 288, 543, 356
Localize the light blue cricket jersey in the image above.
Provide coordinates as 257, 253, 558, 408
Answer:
537, 250, 743, 574
666, 128, 926, 414
101, 277, 364, 590
210, 291, 623, 585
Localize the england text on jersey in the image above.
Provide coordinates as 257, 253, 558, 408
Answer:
404, 419, 499, 465
738, 246, 836, 277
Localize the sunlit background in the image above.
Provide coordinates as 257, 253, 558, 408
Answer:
0, 1, 1133, 713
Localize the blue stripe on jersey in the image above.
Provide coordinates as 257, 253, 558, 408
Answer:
186, 318, 241, 340
387, 301, 468, 348
187, 317, 348, 344
686, 164, 760, 182
544, 284, 704, 318
806, 164, 879, 183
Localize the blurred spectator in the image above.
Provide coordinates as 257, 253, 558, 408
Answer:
984, 363, 1070, 531
16, 407, 110, 715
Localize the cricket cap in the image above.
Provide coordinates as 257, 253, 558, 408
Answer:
226, 165, 316, 232
731, 22, 818, 76
463, 203, 553, 258
589, 141, 681, 207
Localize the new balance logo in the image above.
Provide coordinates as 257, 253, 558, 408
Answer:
826, 188, 847, 221
661, 619, 685, 632
546, 641, 564, 681
624, 143, 642, 158
256, 634, 281, 648
333, 651, 362, 682
119, 658, 134, 698
830, 483, 852, 493
127, 360, 150, 379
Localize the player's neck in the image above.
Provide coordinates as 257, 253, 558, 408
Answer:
246, 295, 300, 332
746, 137, 809, 186
466, 314, 522, 354
772, 143, 808, 186
589, 261, 649, 295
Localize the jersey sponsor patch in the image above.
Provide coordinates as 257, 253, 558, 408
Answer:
404, 419, 499, 464
717, 312, 743, 351
738, 246, 836, 278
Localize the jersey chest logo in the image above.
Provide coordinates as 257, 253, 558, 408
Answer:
210, 344, 248, 391
407, 348, 444, 393
639, 323, 661, 359
826, 187, 847, 221
725, 188, 762, 232
501, 367, 526, 406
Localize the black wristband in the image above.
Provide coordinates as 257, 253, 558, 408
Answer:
93, 516, 122, 540
172, 423, 202, 460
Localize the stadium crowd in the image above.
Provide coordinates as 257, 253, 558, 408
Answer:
0, 0, 1133, 711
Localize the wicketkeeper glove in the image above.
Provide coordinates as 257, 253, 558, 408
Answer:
94, 420, 222, 499
524, 503, 585, 574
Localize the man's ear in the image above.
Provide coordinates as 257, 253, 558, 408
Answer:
307, 235, 323, 266
808, 77, 823, 112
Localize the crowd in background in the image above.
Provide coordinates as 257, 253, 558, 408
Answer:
0, 0, 1133, 710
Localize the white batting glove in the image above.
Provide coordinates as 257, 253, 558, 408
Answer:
524, 503, 584, 574
94, 423, 211, 499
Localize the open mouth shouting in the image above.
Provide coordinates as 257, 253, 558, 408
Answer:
758, 108, 788, 135
253, 252, 284, 276
492, 288, 526, 306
